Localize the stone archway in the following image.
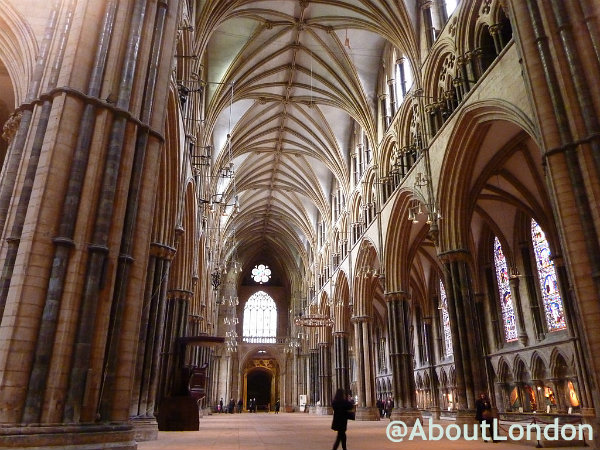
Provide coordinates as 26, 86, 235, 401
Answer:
243, 359, 279, 411
246, 369, 272, 411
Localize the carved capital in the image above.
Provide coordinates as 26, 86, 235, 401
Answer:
384, 290, 409, 302
437, 248, 470, 263
150, 241, 177, 260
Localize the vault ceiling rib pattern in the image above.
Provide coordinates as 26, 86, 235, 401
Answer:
198, 0, 416, 277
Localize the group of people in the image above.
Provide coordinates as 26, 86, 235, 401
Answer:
331, 390, 498, 449
215, 397, 282, 413
376, 396, 394, 419
217, 398, 243, 414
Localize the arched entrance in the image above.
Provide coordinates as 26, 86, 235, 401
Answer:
243, 358, 279, 411
247, 369, 272, 411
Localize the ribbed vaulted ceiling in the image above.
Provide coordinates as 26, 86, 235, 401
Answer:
198, 0, 418, 281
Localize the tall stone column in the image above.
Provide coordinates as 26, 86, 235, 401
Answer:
157, 290, 191, 404
309, 348, 319, 408
385, 291, 422, 425
352, 316, 379, 420
298, 351, 308, 410
440, 250, 485, 424
508, 0, 600, 443
333, 331, 350, 394
0, 1, 179, 448
318, 341, 333, 414
289, 350, 298, 411
423, 317, 441, 419
130, 242, 174, 441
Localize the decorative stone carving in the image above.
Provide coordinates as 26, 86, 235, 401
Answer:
2, 111, 21, 144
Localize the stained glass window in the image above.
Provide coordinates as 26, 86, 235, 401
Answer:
494, 237, 518, 342
439, 280, 453, 356
243, 291, 277, 343
251, 264, 271, 284
531, 219, 566, 331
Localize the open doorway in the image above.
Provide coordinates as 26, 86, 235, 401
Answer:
246, 369, 272, 411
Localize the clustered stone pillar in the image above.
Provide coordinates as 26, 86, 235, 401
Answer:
318, 339, 333, 413
333, 331, 350, 395
352, 315, 379, 420
298, 351, 308, 409
385, 291, 422, 425
509, 0, 600, 443
157, 289, 191, 403
129, 242, 174, 440
309, 347, 319, 408
441, 251, 486, 424
423, 317, 441, 419
0, 0, 178, 448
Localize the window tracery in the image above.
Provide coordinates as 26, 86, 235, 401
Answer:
439, 280, 453, 356
243, 291, 277, 342
531, 219, 566, 332
493, 236, 518, 342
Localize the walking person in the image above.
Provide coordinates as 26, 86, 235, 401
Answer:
274, 399, 280, 414
475, 392, 496, 442
331, 389, 354, 450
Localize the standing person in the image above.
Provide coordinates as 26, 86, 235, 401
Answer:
376, 397, 383, 418
331, 389, 354, 450
229, 398, 235, 414
475, 392, 495, 442
218, 398, 223, 413
275, 399, 280, 414
237, 398, 243, 413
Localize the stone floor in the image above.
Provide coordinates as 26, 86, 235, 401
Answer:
137, 413, 588, 450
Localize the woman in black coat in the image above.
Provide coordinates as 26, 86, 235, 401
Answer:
331, 389, 354, 450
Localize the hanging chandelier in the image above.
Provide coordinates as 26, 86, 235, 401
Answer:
283, 336, 301, 353
294, 312, 334, 328
225, 330, 238, 353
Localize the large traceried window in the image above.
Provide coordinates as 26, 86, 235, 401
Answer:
494, 237, 518, 342
531, 219, 567, 332
444, 0, 459, 17
439, 280, 453, 357
243, 291, 277, 343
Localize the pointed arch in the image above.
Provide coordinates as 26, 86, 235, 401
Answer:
242, 291, 278, 342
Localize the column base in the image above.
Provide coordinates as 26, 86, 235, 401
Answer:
355, 406, 380, 421
0, 423, 135, 449
316, 406, 333, 415
454, 409, 478, 426
157, 396, 199, 431
429, 406, 441, 420
390, 408, 422, 425
131, 416, 158, 442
